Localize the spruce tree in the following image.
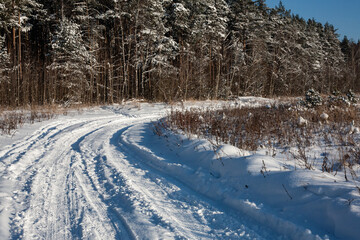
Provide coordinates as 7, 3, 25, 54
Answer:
47, 18, 95, 103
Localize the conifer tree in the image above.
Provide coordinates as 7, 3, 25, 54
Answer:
0, 0, 356, 105
47, 18, 95, 103
0, 35, 11, 105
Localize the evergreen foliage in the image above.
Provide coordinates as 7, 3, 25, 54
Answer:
347, 89, 357, 103
0, 35, 10, 85
0, 0, 358, 105
304, 88, 322, 108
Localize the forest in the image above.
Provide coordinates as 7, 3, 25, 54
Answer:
0, 0, 359, 106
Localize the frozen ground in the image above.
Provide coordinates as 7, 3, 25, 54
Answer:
0, 98, 359, 239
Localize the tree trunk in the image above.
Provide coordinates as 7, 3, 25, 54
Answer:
18, 11, 22, 105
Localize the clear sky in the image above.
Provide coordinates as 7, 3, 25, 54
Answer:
265, 0, 360, 42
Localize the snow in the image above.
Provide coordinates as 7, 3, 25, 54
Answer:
320, 112, 329, 121
0, 98, 359, 239
173, 3, 189, 15
298, 116, 308, 126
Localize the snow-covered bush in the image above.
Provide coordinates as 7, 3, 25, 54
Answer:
347, 89, 357, 103
327, 95, 350, 106
327, 90, 354, 106
301, 89, 358, 108
304, 89, 322, 108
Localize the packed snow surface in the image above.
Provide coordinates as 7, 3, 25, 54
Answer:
0, 98, 359, 240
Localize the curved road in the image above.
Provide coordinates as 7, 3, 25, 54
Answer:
0, 107, 275, 239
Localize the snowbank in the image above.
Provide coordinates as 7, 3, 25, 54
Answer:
121, 122, 360, 239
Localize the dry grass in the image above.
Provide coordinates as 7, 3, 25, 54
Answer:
0, 105, 70, 135
163, 100, 360, 175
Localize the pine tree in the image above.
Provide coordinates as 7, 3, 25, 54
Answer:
135, 0, 178, 100
0, 0, 43, 104
163, 1, 191, 99
0, 1, 11, 32
189, 0, 229, 99
320, 23, 344, 92
0, 35, 11, 105
71, 0, 101, 103
341, 36, 351, 60
47, 18, 95, 103
0, 0, 356, 105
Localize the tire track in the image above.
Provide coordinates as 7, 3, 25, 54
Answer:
98, 122, 265, 239
1, 117, 132, 239
0, 107, 274, 240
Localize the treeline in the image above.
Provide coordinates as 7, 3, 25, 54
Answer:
0, 0, 359, 106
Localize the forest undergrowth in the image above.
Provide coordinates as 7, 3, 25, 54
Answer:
161, 95, 360, 184
0, 104, 83, 135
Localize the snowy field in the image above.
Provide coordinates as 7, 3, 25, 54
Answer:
0, 98, 359, 239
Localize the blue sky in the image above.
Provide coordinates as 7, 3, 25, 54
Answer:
265, 0, 360, 41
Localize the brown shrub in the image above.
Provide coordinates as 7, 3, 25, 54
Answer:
163, 102, 360, 172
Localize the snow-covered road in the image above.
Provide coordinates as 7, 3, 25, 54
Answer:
0, 102, 275, 239
1, 100, 359, 240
